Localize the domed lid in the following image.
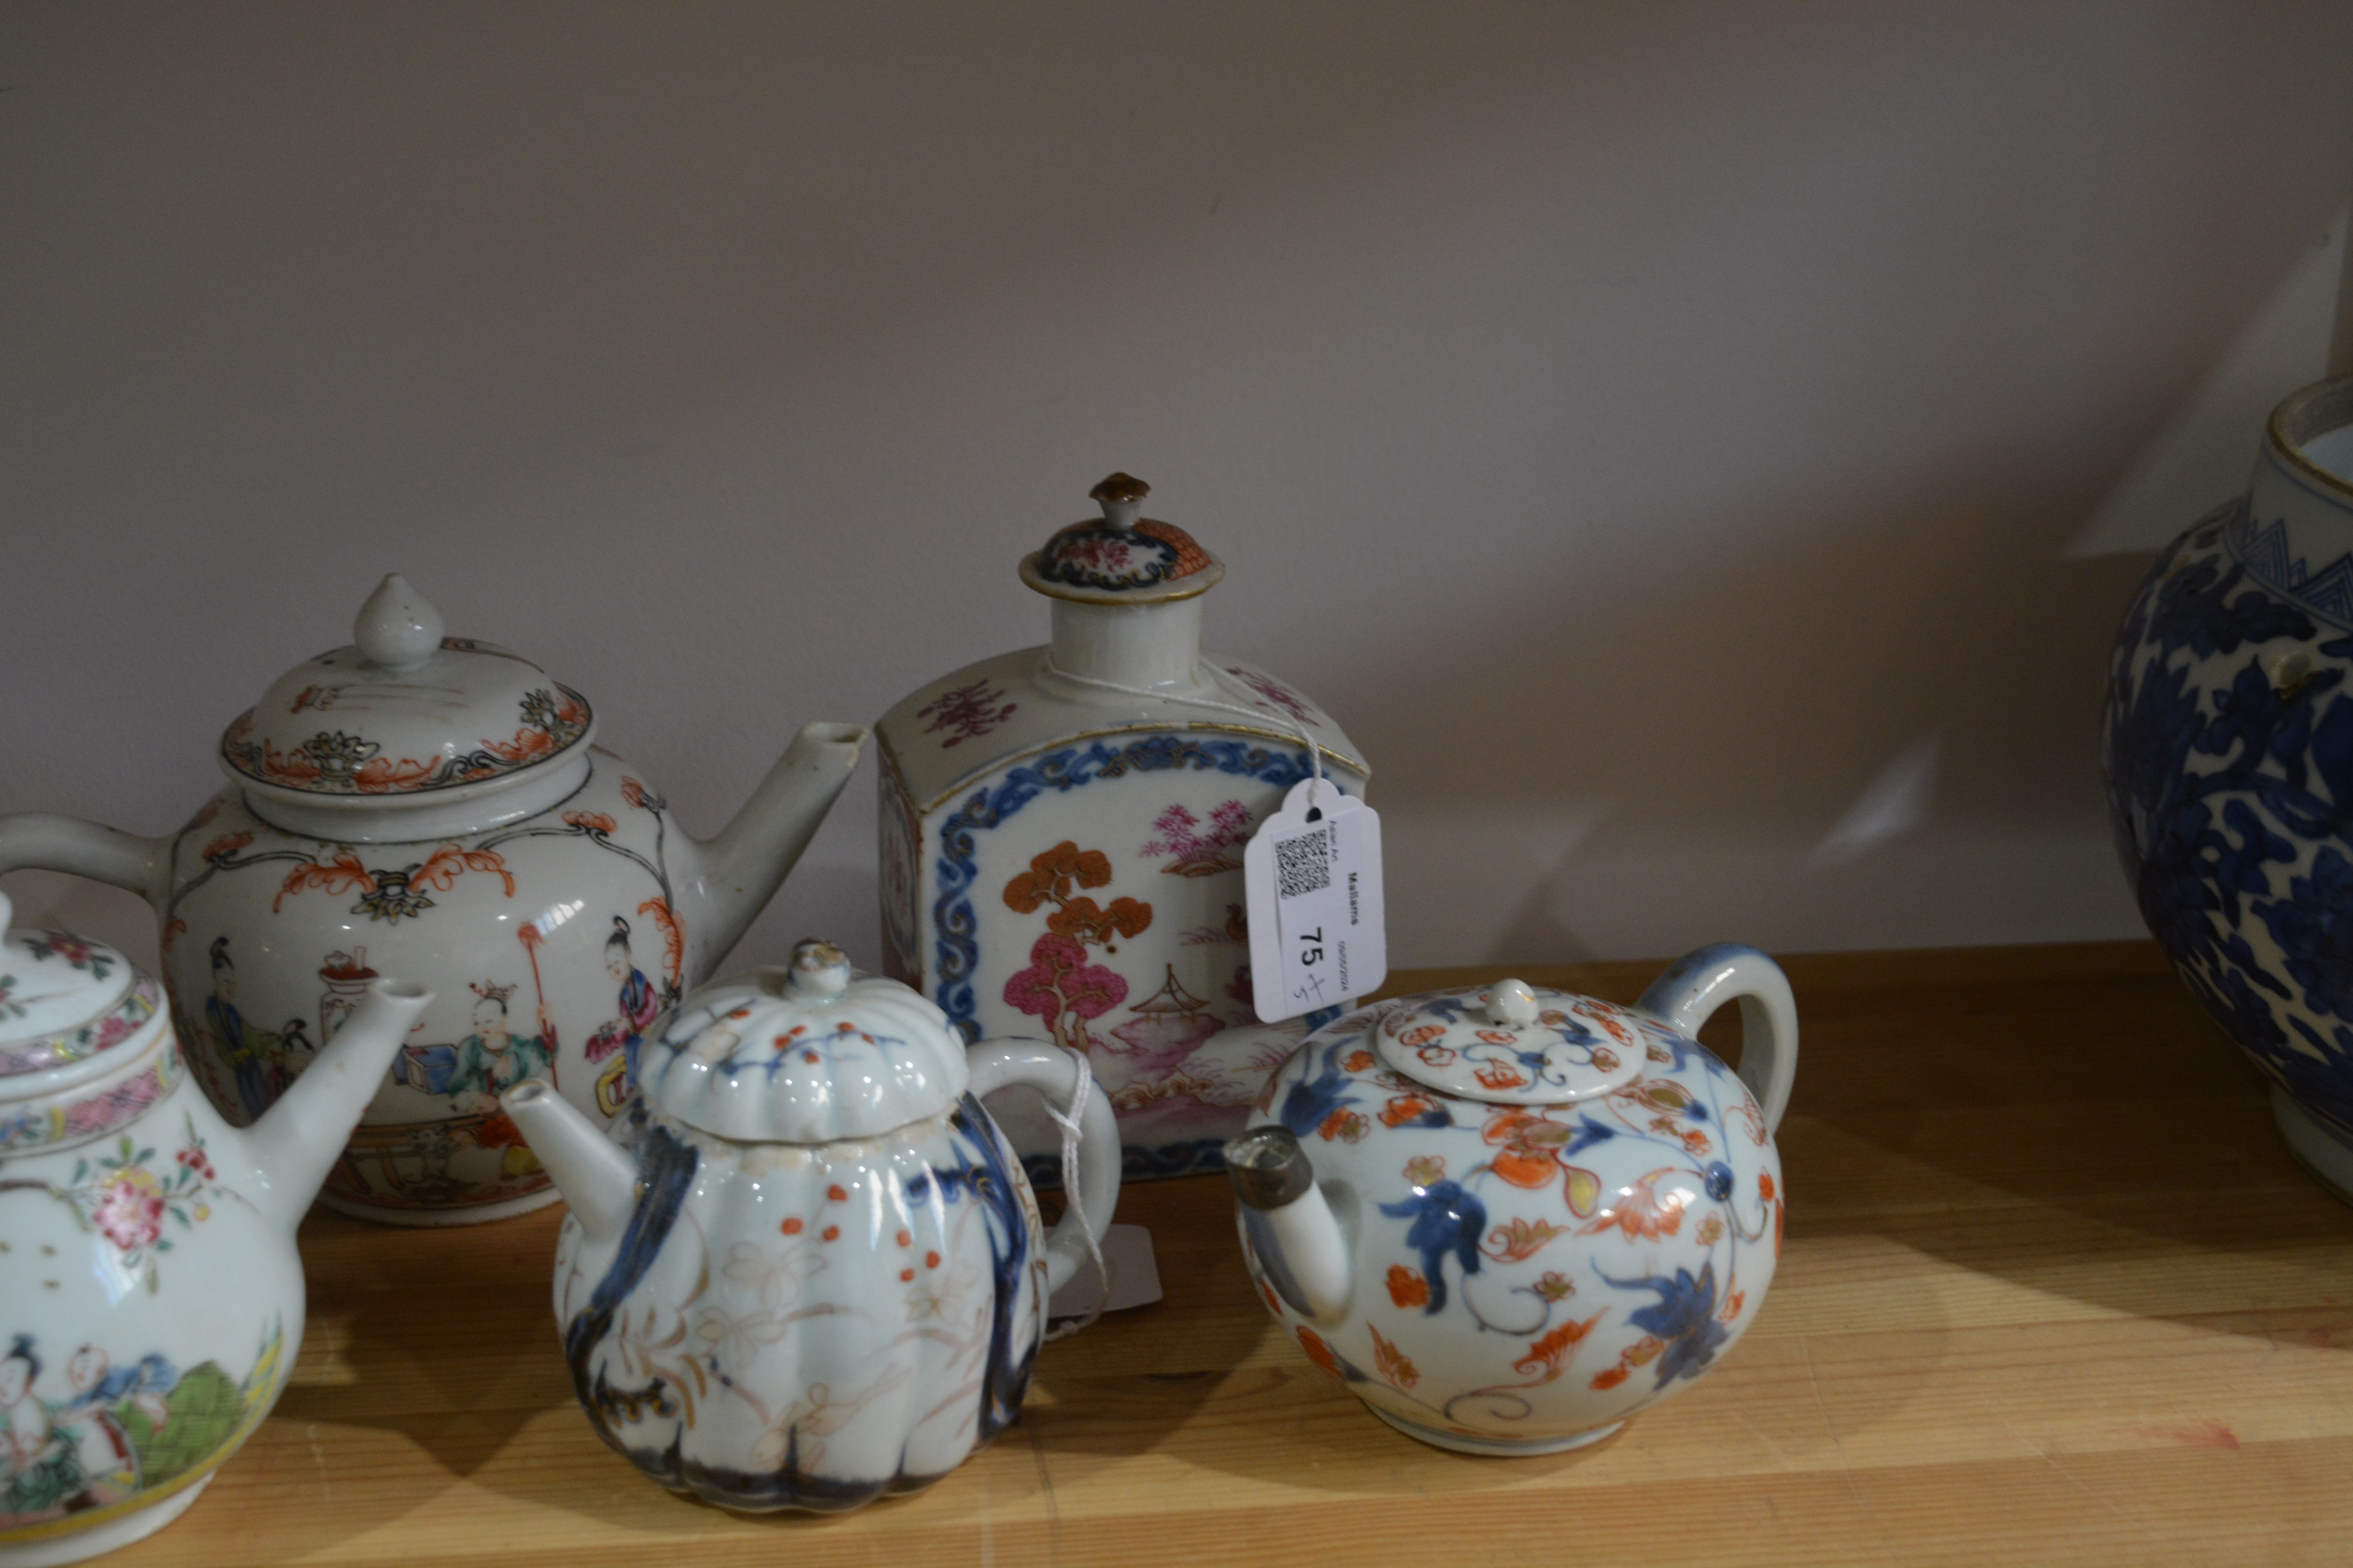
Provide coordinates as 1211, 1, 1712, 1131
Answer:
1019, 473, 1227, 603
219, 574, 595, 802
1374, 979, 1646, 1105
0, 893, 160, 1083
641, 939, 971, 1142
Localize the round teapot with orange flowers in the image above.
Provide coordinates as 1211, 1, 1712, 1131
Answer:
1224, 944, 1797, 1454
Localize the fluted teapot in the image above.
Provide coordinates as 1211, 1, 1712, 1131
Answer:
0, 890, 430, 1564
1226, 945, 1796, 1454
502, 938, 1121, 1512
0, 575, 865, 1224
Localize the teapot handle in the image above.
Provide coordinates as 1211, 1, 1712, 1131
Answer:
1636, 943, 1798, 1134
965, 1037, 1124, 1297
0, 813, 170, 905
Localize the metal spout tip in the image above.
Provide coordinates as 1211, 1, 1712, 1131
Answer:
1224, 1125, 1314, 1210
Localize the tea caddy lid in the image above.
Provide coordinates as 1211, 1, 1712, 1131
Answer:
0, 892, 159, 1085
1372, 979, 1645, 1105
641, 939, 971, 1142
219, 574, 596, 803
1018, 473, 1227, 604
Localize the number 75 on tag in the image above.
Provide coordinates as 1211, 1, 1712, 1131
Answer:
1242, 778, 1387, 1025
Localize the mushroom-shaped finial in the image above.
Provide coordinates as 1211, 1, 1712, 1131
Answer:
1484, 979, 1541, 1027
354, 574, 446, 672
785, 938, 852, 1003
1089, 472, 1149, 531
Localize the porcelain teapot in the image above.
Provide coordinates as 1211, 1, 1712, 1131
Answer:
0, 575, 866, 1225
1225, 945, 1796, 1454
0, 890, 429, 1565
501, 937, 1121, 1512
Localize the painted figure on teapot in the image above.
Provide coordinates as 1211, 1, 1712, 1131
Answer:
0, 575, 866, 1224
0, 890, 430, 1564
1226, 946, 1796, 1454
502, 938, 1122, 1512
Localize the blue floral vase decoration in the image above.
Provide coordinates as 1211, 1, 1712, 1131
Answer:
2105, 376, 2353, 1198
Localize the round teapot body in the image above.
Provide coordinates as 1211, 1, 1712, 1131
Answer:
551, 1094, 1051, 1512
0, 1033, 301, 1564
1236, 993, 1784, 1454
158, 750, 695, 1224
2103, 379, 2353, 1200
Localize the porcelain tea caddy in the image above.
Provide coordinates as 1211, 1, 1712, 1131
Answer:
502, 937, 1121, 1512
1226, 945, 1795, 1454
876, 474, 1369, 1186
0, 889, 429, 1564
2104, 376, 2353, 1202
0, 575, 866, 1225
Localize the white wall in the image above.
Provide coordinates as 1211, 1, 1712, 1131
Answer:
6, 2, 2352, 976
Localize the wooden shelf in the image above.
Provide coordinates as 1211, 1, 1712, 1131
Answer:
114, 945, 2353, 1566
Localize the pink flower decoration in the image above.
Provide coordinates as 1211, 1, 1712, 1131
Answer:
1004, 933, 1128, 1022
92, 1169, 166, 1252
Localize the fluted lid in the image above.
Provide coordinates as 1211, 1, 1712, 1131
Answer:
1019, 473, 1227, 603
641, 939, 971, 1142
219, 574, 595, 802
0, 892, 162, 1084
1373, 979, 1645, 1105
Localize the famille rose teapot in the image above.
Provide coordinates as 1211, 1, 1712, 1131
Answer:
1226, 945, 1796, 1454
0, 890, 429, 1565
501, 938, 1121, 1513
0, 575, 865, 1225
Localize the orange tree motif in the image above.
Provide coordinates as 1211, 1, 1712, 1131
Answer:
1001, 841, 1151, 1052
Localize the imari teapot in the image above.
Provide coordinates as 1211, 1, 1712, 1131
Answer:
502, 938, 1121, 1512
1226, 945, 1796, 1454
0, 575, 865, 1224
0, 890, 430, 1564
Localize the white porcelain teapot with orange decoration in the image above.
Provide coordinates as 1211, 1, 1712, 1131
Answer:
0, 576, 865, 1225
1225, 945, 1797, 1454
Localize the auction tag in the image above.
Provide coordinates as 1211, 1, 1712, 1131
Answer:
1243, 778, 1386, 1024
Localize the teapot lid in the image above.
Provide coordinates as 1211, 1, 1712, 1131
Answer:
219, 574, 595, 803
1374, 979, 1645, 1105
1019, 473, 1227, 604
641, 939, 971, 1142
0, 893, 160, 1083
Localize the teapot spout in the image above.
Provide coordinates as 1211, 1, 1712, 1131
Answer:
680, 722, 868, 964
231, 979, 431, 1234
1225, 1125, 1352, 1319
501, 1078, 637, 1246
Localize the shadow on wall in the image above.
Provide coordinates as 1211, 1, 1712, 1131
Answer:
1368, 471, 2158, 964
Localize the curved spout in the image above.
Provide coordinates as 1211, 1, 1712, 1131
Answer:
678, 722, 868, 966
1225, 1125, 1352, 1319
501, 1078, 637, 1246
229, 979, 432, 1233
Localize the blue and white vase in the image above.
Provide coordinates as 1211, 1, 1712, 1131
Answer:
2105, 376, 2353, 1197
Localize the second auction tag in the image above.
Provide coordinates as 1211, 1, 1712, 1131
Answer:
1244, 778, 1387, 1024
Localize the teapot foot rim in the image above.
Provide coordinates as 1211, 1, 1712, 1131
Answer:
316, 1184, 564, 1227
1365, 1404, 1626, 1457
0, 1474, 211, 1567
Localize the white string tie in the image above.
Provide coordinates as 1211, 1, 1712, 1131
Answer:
1042, 1045, 1108, 1341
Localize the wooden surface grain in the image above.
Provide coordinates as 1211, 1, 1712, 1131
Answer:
114, 945, 2353, 1567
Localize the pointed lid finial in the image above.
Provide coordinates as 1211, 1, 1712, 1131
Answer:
1021, 472, 1225, 603
355, 573, 446, 671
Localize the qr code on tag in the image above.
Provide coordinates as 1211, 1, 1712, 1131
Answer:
1275, 830, 1331, 899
